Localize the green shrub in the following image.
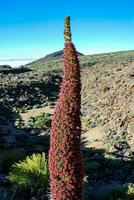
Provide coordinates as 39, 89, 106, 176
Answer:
25, 116, 34, 129
103, 185, 127, 200
82, 176, 90, 200
107, 138, 121, 151
14, 118, 25, 129
102, 184, 134, 200
127, 184, 134, 197
104, 154, 123, 169
82, 117, 91, 128
25, 112, 51, 129
84, 158, 101, 172
34, 112, 51, 128
8, 153, 49, 190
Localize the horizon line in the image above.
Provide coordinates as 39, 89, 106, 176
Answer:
0, 49, 133, 63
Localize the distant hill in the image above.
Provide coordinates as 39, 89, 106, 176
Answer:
27, 50, 84, 66
26, 49, 134, 72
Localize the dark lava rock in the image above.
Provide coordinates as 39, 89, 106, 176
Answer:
0, 65, 12, 71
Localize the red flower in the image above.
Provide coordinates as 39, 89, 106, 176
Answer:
49, 16, 83, 200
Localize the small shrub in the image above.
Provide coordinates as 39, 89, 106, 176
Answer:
104, 154, 123, 169
34, 112, 51, 128
127, 184, 134, 197
8, 153, 49, 190
106, 138, 122, 152
84, 159, 101, 172
102, 184, 134, 200
25, 112, 51, 129
25, 116, 34, 129
14, 119, 22, 128
103, 185, 126, 200
82, 176, 90, 200
82, 117, 91, 128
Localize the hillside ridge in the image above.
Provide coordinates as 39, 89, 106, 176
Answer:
27, 49, 84, 66
26, 49, 134, 70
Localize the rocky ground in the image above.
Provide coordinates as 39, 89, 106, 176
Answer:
81, 60, 134, 154
0, 67, 61, 112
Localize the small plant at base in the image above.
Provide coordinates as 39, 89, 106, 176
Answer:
8, 153, 49, 190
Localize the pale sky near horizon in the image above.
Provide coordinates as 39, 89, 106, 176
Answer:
0, 0, 133, 67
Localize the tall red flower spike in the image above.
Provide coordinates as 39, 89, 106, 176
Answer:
49, 16, 83, 200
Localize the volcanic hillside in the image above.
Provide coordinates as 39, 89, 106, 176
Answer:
0, 49, 134, 199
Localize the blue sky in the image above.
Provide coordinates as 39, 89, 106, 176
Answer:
0, 0, 134, 67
